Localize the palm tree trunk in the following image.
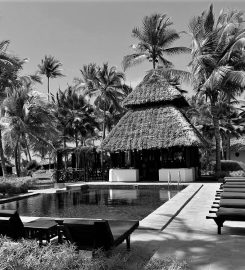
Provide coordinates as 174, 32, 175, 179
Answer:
102, 108, 106, 140
220, 136, 224, 160
63, 133, 66, 148
153, 60, 156, 69
75, 133, 78, 147
0, 129, 7, 177
49, 151, 51, 170
226, 136, 230, 160
101, 106, 107, 173
152, 48, 156, 69
226, 95, 231, 160
211, 103, 221, 178
23, 134, 31, 161
47, 76, 50, 101
15, 138, 20, 177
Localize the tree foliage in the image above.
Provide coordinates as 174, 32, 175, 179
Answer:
189, 5, 245, 176
122, 13, 190, 70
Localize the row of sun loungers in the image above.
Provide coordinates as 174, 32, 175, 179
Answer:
207, 176, 245, 234
0, 210, 139, 252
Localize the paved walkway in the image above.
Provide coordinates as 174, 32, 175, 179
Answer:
131, 183, 245, 270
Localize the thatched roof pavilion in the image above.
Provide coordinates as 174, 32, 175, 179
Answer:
102, 74, 205, 152
102, 106, 204, 152
102, 73, 206, 181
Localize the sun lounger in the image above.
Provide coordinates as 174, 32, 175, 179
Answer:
224, 177, 245, 183
224, 176, 245, 179
0, 210, 25, 239
0, 210, 58, 243
224, 181, 245, 185
221, 184, 245, 188
213, 199, 245, 208
56, 218, 139, 252
216, 192, 245, 199
207, 207, 245, 234
221, 188, 245, 193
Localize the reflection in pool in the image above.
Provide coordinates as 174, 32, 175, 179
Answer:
0, 187, 185, 220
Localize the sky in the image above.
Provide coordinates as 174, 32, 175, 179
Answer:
0, 0, 245, 98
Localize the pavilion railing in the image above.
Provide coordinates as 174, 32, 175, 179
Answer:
55, 168, 109, 183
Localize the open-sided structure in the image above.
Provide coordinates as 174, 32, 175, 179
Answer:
102, 73, 206, 182
230, 136, 245, 162
56, 146, 107, 182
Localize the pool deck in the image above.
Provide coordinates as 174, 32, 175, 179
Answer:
21, 182, 245, 269
131, 183, 245, 270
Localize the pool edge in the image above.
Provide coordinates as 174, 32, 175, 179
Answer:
139, 183, 203, 231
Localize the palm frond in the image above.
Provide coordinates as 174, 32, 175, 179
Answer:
204, 4, 214, 34
122, 53, 148, 71
225, 70, 245, 88
163, 47, 191, 55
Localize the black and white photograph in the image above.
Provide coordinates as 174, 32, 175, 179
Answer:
0, 0, 244, 269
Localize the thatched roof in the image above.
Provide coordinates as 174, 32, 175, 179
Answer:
231, 136, 245, 152
123, 74, 189, 109
102, 105, 205, 152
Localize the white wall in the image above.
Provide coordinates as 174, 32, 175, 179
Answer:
230, 150, 245, 163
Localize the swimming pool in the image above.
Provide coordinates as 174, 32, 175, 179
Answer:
0, 186, 185, 220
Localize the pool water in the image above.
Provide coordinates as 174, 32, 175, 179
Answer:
0, 186, 184, 220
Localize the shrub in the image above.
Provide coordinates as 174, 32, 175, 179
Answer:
0, 177, 34, 195
25, 160, 41, 172
221, 160, 244, 172
210, 160, 244, 172
0, 237, 190, 270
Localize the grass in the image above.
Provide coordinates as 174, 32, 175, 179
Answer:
145, 257, 189, 270
0, 237, 190, 270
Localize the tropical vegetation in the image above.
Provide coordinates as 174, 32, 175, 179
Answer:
78, 63, 128, 140
51, 86, 98, 147
122, 13, 190, 70
0, 6, 244, 179
188, 5, 245, 177
0, 176, 33, 196
38, 55, 64, 101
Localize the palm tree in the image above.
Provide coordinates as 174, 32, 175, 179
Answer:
0, 40, 24, 177
2, 86, 58, 176
38, 55, 64, 101
122, 13, 190, 70
189, 5, 245, 177
52, 86, 98, 148
187, 94, 243, 159
82, 63, 126, 140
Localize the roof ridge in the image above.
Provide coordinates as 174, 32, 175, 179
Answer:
123, 74, 188, 108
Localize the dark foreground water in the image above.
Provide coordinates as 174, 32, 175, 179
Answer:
0, 186, 185, 220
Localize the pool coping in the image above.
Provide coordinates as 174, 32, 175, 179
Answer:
65, 182, 187, 191
139, 183, 203, 230
0, 192, 39, 205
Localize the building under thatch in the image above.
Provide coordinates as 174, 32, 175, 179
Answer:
102, 73, 206, 181
56, 146, 107, 182
230, 136, 245, 162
